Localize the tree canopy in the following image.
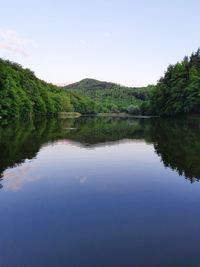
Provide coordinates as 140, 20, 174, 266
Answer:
0, 59, 74, 118
1, 49, 200, 118
147, 49, 200, 115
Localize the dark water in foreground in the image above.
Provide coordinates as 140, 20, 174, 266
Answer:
0, 116, 200, 267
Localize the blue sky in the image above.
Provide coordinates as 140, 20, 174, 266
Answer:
1, 0, 200, 86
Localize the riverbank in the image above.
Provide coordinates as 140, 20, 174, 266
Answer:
82, 113, 158, 118
58, 112, 81, 118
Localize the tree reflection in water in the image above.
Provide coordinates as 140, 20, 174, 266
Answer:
0, 115, 199, 188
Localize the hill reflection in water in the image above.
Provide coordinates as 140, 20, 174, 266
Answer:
0, 116, 199, 186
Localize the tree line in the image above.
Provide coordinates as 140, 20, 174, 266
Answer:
0, 49, 200, 118
142, 49, 200, 115
0, 59, 74, 118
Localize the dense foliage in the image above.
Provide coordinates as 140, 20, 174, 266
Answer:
146, 50, 200, 115
65, 78, 151, 113
1, 49, 200, 118
0, 59, 74, 118
69, 92, 101, 114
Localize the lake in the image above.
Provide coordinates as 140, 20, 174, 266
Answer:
0, 116, 200, 267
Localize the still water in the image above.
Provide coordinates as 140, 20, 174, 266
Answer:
0, 116, 200, 267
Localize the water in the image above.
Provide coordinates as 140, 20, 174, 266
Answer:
0, 116, 200, 267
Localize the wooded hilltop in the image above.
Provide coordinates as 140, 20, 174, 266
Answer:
0, 49, 200, 118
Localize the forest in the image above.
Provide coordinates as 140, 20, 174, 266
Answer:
65, 78, 152, 114
0, 59, 73, 118
143, 49, 200, 115
0, 49, 200, 118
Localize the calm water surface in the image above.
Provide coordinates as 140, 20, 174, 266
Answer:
0, 116, 200, 267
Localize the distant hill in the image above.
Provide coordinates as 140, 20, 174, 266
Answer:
64, 78, 152, 113
2, 48, 199, 118
65, 78, 116, 91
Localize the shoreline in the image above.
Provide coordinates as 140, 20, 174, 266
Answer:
81, 113, 159, 118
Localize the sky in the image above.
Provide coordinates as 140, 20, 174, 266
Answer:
0, 0, 200, 87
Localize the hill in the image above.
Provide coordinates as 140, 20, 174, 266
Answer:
65, 78, 115, 91
64, 78, 151, 113
0, 59, 73, 118
1, 48, 200, 118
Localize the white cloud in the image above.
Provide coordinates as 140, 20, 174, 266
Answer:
79, 39, 90, 48
2, 165, 40, 191
0, 28, 38, 57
